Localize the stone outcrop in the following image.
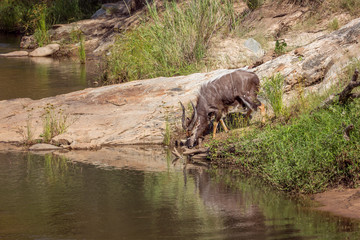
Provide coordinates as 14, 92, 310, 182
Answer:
254, 18, 360, 103
1, 17, 360, 149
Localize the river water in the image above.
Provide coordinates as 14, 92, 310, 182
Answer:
0, 34, 98, 100
0, 35, 360, 239
0, 149, 359, 240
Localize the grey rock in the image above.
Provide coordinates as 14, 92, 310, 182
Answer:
244, 38, 264, 56
91, 8, 106, 19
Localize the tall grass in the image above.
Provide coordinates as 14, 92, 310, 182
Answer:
79, 34, 86, 64
41, 105, 69, 143
103, 0, 237, 83
261, 73, 285, 118
33, 4, 50, 47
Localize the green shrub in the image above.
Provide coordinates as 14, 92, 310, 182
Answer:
33, 4, 50, 47
274, 39, 287, 56
103, 0, 237, 83
261, 73, 285, 118
48, 0, 82, 23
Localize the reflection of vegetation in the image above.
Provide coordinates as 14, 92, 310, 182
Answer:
143, 171, 224, 230
209, 170, 360, 239
26, 153, 78, 182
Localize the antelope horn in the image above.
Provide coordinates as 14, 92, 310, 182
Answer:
188, 101, 198, 130
180, 101, 187, 130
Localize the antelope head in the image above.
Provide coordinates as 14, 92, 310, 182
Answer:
180, 101, 201, 148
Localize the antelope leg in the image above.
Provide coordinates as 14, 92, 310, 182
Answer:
213, 121, 218, 138
220, 119, 229, 133
258, 103, 266, 123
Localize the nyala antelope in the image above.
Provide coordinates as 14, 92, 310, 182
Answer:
180, 69, 265, 148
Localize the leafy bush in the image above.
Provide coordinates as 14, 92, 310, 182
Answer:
274, 39, 287, 56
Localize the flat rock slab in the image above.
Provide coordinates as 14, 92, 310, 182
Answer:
29, 143, 62, 151
29, 44, 60, 57
0, 69, 236, 149
0, 51, 29, 57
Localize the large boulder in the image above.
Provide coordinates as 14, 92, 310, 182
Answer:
0, 17, 360, 148
29, 44, 60, 57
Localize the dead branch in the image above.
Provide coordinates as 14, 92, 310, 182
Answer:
343, 124, 354, 141
339, 69, 360, 104
183, 147, 209, 156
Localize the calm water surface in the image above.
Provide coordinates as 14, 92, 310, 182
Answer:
0, 151, 359, 240
0, 34, 98, 100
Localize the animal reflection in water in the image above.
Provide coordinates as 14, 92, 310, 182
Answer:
180, 69, 265, 148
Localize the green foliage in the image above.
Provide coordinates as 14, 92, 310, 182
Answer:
211, 99, 360, 193
261, 73, 285, 118
0, 0, 106, 33
274, 39, 287, 56
41, 104, 69, 143
48, 0, 81, 23
102, 0, 238, 83
79, 34, 86, 64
